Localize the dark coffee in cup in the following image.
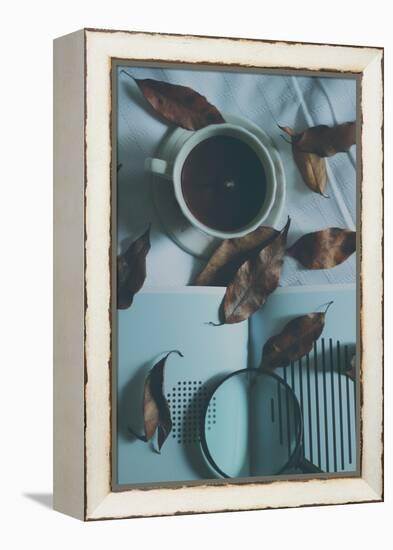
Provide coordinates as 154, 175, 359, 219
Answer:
180, 135, 267, 232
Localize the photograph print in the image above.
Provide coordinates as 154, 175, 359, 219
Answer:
113, 63, 358, 487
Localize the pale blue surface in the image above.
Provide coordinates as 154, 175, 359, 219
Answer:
117, 285, 356, 484
117, 288, 247, 484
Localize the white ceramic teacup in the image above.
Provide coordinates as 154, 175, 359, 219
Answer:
145, 123, 277, 239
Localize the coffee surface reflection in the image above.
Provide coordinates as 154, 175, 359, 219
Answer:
181, 136, 267, 232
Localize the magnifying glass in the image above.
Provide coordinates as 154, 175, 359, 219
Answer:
201, 368, 321, 478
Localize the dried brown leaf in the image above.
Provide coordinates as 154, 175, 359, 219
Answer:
295, 122, 356, 157
287, 228, 356, 269
280, 126, 327, 196
194, 226, 279, 287
135, 78, 225, 130
117, 227, 151, 309
293, 148, 328, 196
261, 304, 332, 370
218, 218, 290, 324
142, 350, 183, 451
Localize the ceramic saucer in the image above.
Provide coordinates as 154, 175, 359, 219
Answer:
151, 113, 286, 258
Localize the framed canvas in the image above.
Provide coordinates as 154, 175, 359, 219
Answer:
53, 28, 383, 521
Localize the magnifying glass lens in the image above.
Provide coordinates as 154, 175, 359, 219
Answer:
203, 370, 301, 478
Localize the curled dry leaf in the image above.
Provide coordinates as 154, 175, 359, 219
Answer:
261, 303, 332, 370
287, 228, 356, 270
280, 126, 327, 196
294, 122, 356, 158
117, 227, 150, 309
135, 78, 225, 130
131, 350, 183, 452
143, 351, 183, 450
294, 149, 327, 196
194, 226, 279, 287
217, 218, 290, 325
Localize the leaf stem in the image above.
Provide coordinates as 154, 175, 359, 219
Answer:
280, 134, 292, 144
323, 301, 334, 314
280, 216, 291, 238
119, 69, 136, 82
205, 321, 224, 327
166, 350, 184, 358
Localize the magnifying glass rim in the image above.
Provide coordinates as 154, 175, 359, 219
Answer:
200, 367, 304, 479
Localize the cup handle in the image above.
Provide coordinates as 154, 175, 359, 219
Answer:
145, 158, 172, 180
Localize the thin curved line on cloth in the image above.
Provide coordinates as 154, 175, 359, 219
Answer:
256, 80, 284, 153
291, 76, 355, 230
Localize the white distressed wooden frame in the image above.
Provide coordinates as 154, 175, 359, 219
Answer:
53, 29, 383, 521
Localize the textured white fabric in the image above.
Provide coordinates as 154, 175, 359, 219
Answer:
117, 66, 357, 287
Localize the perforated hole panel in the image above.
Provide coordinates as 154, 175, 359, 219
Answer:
167, 380, 216, 445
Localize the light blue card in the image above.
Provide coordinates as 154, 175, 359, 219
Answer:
116, 284, 356, 485
117, 287, 247, 485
